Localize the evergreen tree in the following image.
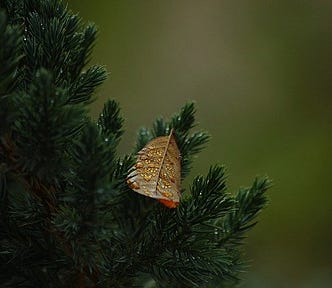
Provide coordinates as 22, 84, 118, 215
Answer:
0, 1, 270, 287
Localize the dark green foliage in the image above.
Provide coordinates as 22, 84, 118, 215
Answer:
98, 99, 124, 140
0, 1, 270, 287
13, 68, 85, 182
0, 9, 22, 135
218, 178, 271, 248
0, 10, 21, 95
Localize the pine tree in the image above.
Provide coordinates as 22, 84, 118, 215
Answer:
0, 1, 270, 287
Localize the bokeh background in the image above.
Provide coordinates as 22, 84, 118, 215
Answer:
68, 1, 332, 287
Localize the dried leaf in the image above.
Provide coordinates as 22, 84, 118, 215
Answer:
127, 129, 181, 208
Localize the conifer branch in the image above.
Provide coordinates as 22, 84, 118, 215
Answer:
218, 177, 271, 248
0, 1, 270, 287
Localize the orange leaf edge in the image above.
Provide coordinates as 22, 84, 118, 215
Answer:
158, 198, 179, 208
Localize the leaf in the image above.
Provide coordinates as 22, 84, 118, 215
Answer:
127, 129, 181, 208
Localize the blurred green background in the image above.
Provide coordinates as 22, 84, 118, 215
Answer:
68, 1, 332, 287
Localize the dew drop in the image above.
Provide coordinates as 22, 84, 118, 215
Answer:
144, 174, 152, 181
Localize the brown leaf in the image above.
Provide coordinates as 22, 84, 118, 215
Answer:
127, 129, 181, 208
